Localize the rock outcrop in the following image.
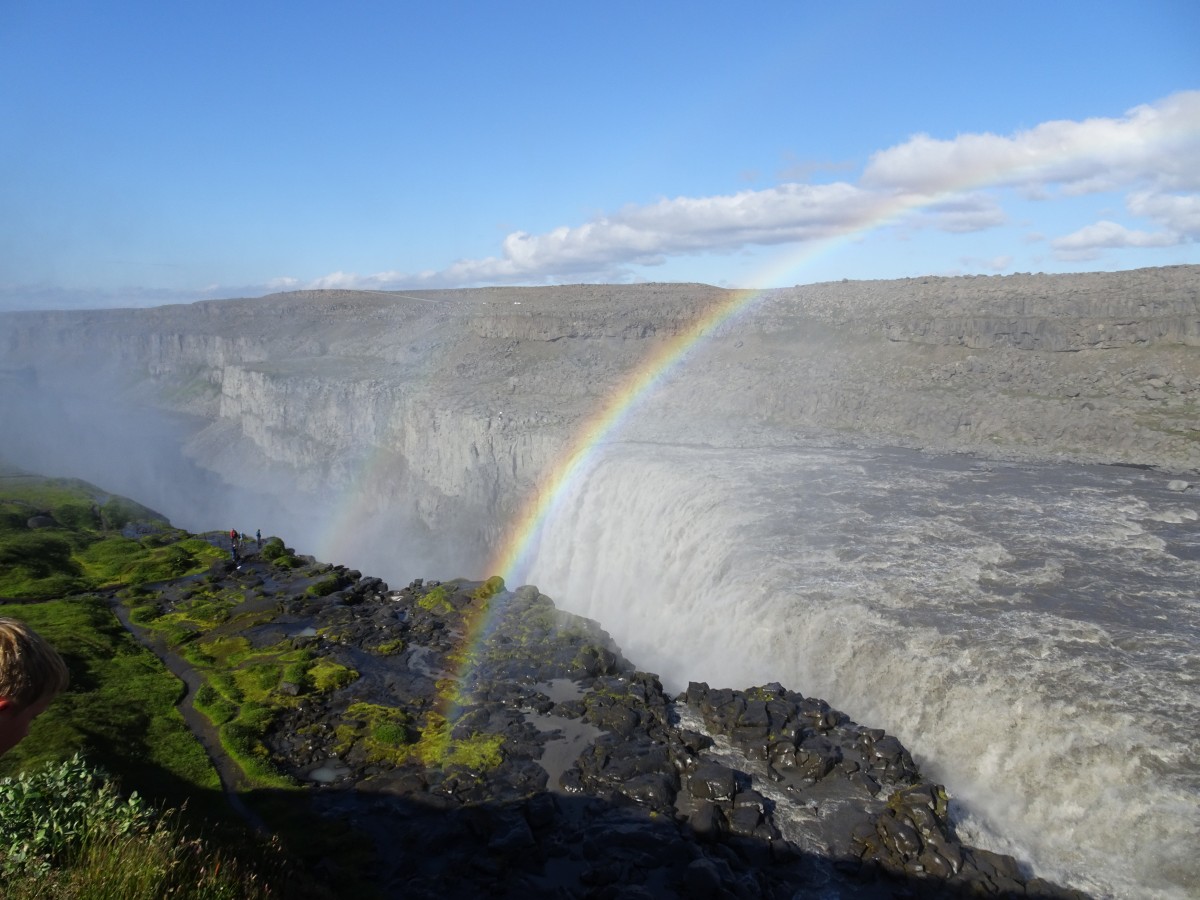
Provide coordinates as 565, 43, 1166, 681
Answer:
163, 540, 1085, 899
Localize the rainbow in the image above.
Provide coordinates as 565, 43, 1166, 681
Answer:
483, 185, 948, 586
435, 187, 933, 712
319, 93, 1200, 715
350, 183, 1037, 718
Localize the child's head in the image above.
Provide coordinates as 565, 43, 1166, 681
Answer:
0, 617, 69, 757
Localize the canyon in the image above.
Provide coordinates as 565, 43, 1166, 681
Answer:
1, 265, 1198, 898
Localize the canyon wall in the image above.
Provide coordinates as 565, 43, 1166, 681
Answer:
1, 267, 1197, 566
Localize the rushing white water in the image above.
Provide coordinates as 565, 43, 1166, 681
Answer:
523, 441, 1200, 900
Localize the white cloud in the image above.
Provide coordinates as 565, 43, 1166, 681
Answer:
1127, 190, 1200, 237
299, 91, 1200, 290
416, 182, 900, 285
1051, 220, 1181, 260
911, 193, 1008, 233
862, 90, 1200, 196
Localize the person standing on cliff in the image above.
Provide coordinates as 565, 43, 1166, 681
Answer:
256, 529, 262, 548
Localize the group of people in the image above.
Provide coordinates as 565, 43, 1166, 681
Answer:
229, 528, 262, 561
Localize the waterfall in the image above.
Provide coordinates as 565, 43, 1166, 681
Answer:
523, 441, 1200, 900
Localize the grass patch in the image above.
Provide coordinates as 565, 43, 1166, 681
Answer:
0, 595, 220, 805
181, 639, 323, 789
0, 474, 220, 600
0, 754, 296, 898
0, 472, 353, 892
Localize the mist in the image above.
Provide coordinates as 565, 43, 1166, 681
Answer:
0, 365, 473, 585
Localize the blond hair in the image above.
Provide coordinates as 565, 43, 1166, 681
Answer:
0, 617, 69, 710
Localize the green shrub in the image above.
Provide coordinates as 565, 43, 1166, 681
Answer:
53, 501, 100, 531
305, 575, 344, 598
260, 538, 286, 560
0, 757, 294, 897
0, 754, 153, 879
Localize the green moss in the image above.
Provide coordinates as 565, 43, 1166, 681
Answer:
333, 703, 415, 764
208, 671, 243, 705
410, 711, 505, 772
445, 732, 505, 771
140, 586, 243, 643
470, 575, 506, 600
417, 585, 453, 613
194, 683, 237, 726
308, 659, 359, 693
746, 685, 781, 702
218, 720, 293, 789
202, 635, 254, 667
237, 662, 283, 702
305, 574, 344, 598
282, 651, 314, 688
127, 603, 161, 626
255, 537, 305, 568
371, 638, 405, 656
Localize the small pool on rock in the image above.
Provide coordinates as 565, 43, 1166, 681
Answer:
306, 759, 352, 783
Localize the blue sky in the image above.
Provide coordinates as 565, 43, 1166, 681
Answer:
1, 1, 1197, 310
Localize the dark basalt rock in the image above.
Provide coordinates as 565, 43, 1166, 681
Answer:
177, 544, 1088, 899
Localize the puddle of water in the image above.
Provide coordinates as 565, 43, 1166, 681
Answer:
524, 709, 603, 794
535, 678, 588, 703
307, 759, 351, 783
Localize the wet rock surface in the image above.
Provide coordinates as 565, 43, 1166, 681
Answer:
177, 548, 1094, 899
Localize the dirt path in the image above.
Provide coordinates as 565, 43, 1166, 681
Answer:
108, 544, 275, 833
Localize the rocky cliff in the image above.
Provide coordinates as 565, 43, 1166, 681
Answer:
1, 267, 1197, 564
